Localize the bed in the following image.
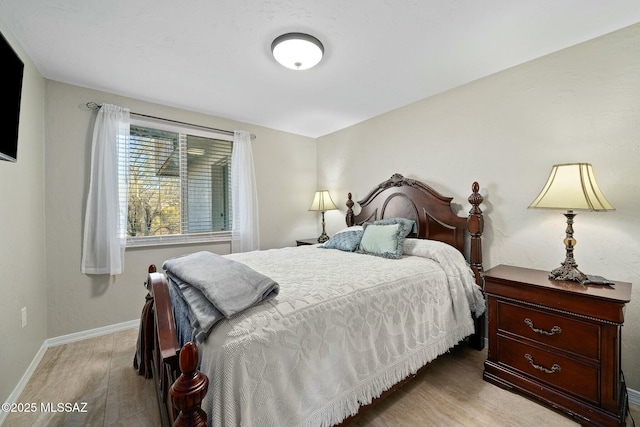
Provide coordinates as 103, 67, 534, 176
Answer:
135, 173, 486, 427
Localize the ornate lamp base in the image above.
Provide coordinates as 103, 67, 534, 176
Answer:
549, 210, 588, 283
549, 262, 588, 283
317, 210, 330, 243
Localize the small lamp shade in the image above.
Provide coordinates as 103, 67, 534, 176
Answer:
529, 163, 614, 211
308, 190, 337, 212
309, 190, 337, 243
529, 163, 614, 283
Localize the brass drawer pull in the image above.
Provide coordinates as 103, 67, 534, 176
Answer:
524, 318, 562, 336
524, 353, 561, 374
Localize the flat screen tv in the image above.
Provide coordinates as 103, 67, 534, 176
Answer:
0, 30, 24, 162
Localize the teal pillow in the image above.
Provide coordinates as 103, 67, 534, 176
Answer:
357, 223, 405, 259
320, 230, 363, 252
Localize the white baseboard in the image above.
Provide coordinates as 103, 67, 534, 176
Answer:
0, 342, 48, 426
629, 387, 640, 407
45, 319, 138, 347
0, 320, 139, 427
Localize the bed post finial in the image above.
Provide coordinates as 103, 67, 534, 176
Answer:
170, 342, 209, 427
346, 192, 355, 226
467, 182, 484, 287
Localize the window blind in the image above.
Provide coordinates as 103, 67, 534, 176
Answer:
125, 124, 233, 245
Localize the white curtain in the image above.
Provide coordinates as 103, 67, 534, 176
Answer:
231, 131, 260, 253
81, 104, 130, 274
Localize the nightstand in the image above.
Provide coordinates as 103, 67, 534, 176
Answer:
483, 265, 632, 427
296, 238, 320, 246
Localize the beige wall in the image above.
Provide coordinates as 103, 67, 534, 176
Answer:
43, 81, 317, 338
0, 23, 47, 404
317, 23, 640, 391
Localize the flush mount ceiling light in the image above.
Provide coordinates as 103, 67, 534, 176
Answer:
271, 33, 324, 70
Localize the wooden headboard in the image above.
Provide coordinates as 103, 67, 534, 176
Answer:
345, 173, 484, 286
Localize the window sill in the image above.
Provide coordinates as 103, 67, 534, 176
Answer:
126, 231, 232, 248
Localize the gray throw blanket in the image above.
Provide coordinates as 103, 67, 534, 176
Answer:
163, 251, 279, 343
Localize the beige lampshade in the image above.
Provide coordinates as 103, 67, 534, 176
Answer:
309, 190, 337, 212
529, 163, 614, 211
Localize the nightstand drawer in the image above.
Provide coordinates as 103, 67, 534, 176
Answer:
497, 335, 599, 404
497, 300, 600, 360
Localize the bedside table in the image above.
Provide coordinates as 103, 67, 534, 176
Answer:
483, 265, 632, 427
296, 238, 320, 246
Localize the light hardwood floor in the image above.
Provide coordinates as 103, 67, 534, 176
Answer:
3, 328, 638, 426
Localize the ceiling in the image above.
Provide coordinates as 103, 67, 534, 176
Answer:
1, 1, 639, 138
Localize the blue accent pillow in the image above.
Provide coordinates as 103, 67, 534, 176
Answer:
373, 217, 416, 237
357, 223, 406, 259
320, 229, 364, 252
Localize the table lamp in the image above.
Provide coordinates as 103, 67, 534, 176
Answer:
309, 190, 337, 243
528, 163, 614, 283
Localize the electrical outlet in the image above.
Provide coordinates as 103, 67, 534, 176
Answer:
21, 307, 27, 328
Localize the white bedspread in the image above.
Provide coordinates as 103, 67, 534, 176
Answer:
199, 243, 481, 427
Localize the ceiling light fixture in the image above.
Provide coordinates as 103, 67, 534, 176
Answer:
271, 33, 324, 70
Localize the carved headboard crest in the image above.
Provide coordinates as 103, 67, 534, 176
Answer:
383, 173, 418, 189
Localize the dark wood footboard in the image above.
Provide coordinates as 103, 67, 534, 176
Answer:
138, 265, 207, 427
171, 342, 209, 427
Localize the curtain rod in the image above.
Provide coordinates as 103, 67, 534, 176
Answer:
86, 102, 256, 140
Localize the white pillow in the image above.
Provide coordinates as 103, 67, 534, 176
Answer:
403, 238, 458, 259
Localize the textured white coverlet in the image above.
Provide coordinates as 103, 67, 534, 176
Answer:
199, 243, 481, 427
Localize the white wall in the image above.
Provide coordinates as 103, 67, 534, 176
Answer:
317, 23, 640, 391
0, 23, 47, 404
43, 81, 317, 338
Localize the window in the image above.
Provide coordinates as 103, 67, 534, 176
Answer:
124, 119, 233, 246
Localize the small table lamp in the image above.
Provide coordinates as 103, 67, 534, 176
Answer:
309, 190, 337, 243
528, 163, 614, 283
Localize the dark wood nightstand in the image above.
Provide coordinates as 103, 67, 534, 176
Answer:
483, 265, 632, 427
296, 238, 320, 246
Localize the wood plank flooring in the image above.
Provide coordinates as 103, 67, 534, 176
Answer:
3, 328, 159, 427
3, 328, 638, 426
